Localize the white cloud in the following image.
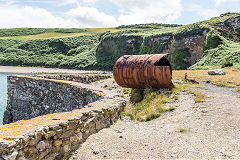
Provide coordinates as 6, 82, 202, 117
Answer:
83, 0, 97, 5
215, 0, 240, 6
0, 5, 74, 28
58, 0, 80, 6
110, 0, 182, 25
0, 0, 183, 28
67, 6, 118, 27
187, 4, 220, 19
0, 0, 17, 5
58, 0, 97, 6
199, 9, 219, 19
0, 1, 118, 28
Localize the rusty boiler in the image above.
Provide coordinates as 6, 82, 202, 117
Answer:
113, 54, 172, 89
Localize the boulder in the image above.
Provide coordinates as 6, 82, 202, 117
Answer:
208, 69, 226, 75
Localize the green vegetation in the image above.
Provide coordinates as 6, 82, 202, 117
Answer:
0, 32, 90, 40
169, 47, 191, 70
123, 88, 131, 94
133, 89, 145, 103
124, 80, 204, 122
0, 28, 86, 37
193, 91, 206, 103
126, 91, 173, 122
211, 81, 229, 87
172, 81, 206, 103
0, 13, 239, 70
190, 37, 240, 69
0, 35, 99, 68
179, 128, 190, 133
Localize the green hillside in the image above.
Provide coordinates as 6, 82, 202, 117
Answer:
0, 12, 239, 70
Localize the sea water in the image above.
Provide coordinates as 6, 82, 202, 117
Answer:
0, 73, 8, 125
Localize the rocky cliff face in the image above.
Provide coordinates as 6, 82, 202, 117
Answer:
95, 15, 240, 70
216, 16, 240, 42
165, 30, 208, 69
96, 30, 208, 70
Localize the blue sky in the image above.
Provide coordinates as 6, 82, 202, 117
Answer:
0, 0, 239, 28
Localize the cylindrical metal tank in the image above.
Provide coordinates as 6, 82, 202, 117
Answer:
113, 54, 172, 89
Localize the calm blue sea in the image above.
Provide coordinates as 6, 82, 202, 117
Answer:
0, 73, 8, 125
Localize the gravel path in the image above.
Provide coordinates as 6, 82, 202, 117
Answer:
70, 82, 240, 159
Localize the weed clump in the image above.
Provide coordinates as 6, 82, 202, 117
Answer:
179, 128, 190, 133
126, 89, 177, 122
193, 91, 206, 103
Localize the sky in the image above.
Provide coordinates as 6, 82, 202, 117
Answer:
0, 0, 239, 28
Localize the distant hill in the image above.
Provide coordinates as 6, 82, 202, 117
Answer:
0, 12, 239, 70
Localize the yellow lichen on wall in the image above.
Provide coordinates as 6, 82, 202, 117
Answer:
0, 98, 111, 141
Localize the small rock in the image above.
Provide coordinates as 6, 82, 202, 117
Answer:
93, 148, 100, 155
208, 69, 226, 75
122, 116, 131, 121
219, 148, 225, 153
119, 135, 123, 138
115, 130, 122, 133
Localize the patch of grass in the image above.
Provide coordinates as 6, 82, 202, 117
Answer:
168, 106, 176, 111
126, 91, 172, 122
237, 95, 240, 98
237, 88, 240, 92
0, 32, 90, 40
145, 113, 161, 122
85, 28, 120, 33
173, 69, 240, 88
172, 81, 206, 103
133, 89, 144, 103
211, 81, 229, 87
200, 105, 208, 108
179, 128, 190, 133
171, 95, 179, 101
193, 91, 206, 103
120, 94, 124, 98
172, 81, 203, 95
123, 88, 131, 94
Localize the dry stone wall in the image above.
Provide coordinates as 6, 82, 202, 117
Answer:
0, 99, 125, 160
0, 75, 126, 160
4, 76, 103, 124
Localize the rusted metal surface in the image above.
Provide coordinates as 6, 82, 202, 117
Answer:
113, 54, 172, 89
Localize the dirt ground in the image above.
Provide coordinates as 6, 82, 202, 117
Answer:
70, 79, 240, 159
